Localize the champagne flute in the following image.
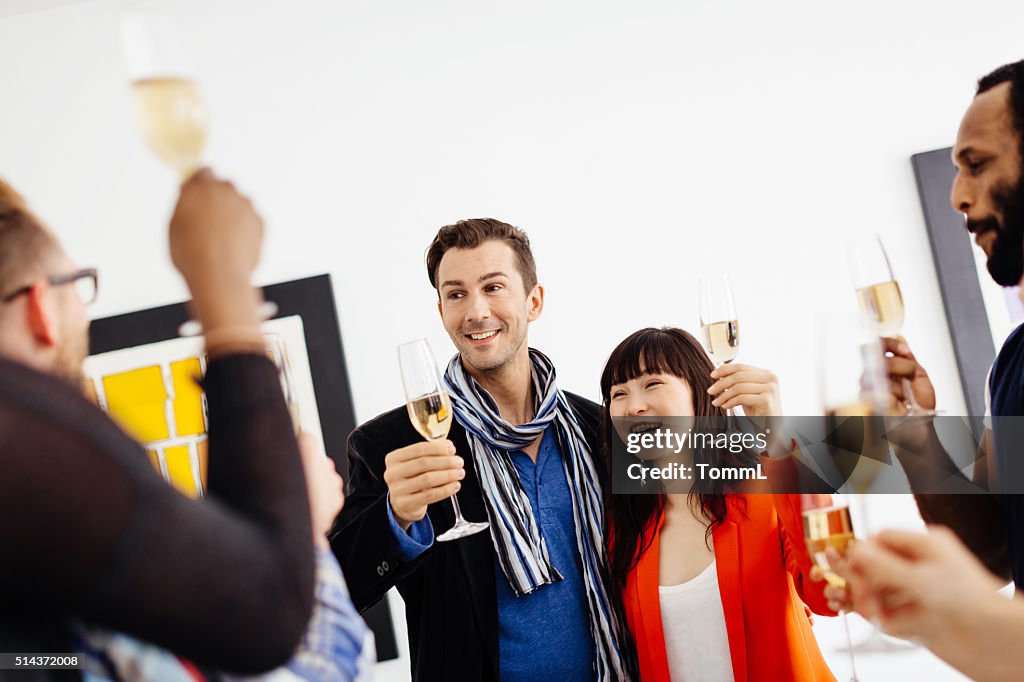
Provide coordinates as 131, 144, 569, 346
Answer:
120, 3, 207, 181
699, 276, 740, 415
814, 311, 893, 681
399, 339, 489, 542
699, 275, 740, 366
801, 494, 859, 681
821, 313, 916, 659
847, 235, 934, 416
120, 4, 277, 334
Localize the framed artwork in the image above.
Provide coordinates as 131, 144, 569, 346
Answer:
87, 274, 399, 663
913, 147, 1001, 417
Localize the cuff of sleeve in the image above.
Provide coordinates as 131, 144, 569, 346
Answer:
386, 494, 434, 560
202, 354, 284, 413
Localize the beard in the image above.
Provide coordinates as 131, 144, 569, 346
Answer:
971, 175, 1024, 287
53, 306, 89, 389
55, 335, 87, 388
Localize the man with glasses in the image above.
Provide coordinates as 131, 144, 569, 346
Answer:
0, 174, 344, 678
0, 213, 96, 387
1, 267, 98, 305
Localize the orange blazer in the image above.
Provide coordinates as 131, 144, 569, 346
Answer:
620, 492, 837, 682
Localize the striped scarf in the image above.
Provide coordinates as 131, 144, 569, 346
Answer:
443, 349, 630, 681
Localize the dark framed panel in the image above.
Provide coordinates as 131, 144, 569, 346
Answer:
89, 273, 399, 663
912, 147, 995, 416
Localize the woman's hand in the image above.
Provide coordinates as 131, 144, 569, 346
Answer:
707, 363, 783, 416
708, 363, 790, 456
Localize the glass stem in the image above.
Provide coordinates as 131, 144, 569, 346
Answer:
902, 377, 921, 414
717, 361, 736, 416
842, 611, 860, 681
450, 493, 467, 524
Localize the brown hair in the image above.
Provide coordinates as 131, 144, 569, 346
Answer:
0, 179, 61, 297
425, 218, 537, 293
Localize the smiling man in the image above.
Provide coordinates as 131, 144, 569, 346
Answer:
331, 219, 632, 681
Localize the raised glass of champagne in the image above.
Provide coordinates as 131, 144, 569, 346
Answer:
120, 3, 207, 180
847, 234, 933, 416
698, 275, 740, 367
847, 235, 905, 338
398, 339, 488, 542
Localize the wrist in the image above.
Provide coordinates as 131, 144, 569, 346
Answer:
204, 324, 267, 357
188, 278, 262, 327
390, 501, 414, 532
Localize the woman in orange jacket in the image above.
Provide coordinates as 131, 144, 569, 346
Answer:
601, 327, 836, 681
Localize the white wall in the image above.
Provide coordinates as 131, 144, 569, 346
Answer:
2, 1, 1021, 679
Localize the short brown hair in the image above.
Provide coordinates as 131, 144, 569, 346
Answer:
425, 218, 538, 293
0, 179, 61, 297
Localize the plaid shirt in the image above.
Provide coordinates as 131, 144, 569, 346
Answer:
76, 548, 374, 682
278, 547, 375, 681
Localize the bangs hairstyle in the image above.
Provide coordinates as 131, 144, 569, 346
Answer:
600, 327, 721, 415
0, 179, 60, 297
600, 327, 753, 601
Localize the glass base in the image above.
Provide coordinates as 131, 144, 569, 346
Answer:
437, 520, 489, 542
837, 627, 916, 654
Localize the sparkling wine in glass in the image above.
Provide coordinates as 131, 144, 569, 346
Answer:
698, 276, 740, 366
801, 495, 859, 682
847, 235, 932, 415
399, 339, 488, 542
120, 3, 207, 180
815, 311, 896, 680
120, 4, 276, 335
802, 500, 855, 590
699, 276, 740, 416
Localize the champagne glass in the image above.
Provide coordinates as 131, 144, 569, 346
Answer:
801, 494, 859, 682
399, 339, 489, 542
819, 311, 891, 494
120, 2, 207, 181
847, 235, 934, 416
815, 311, 896, 680
699, 275, 740, 367
699, 276, 740, 415
120, 4, 277, 334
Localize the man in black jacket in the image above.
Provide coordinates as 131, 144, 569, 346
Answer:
332, 219, 632, 681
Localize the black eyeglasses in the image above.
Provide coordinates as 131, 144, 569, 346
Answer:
1, 268, 99, 305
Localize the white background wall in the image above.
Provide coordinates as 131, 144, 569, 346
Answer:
2, 0, 1019, 679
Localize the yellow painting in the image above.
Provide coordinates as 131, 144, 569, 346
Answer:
83, 317, 315, 500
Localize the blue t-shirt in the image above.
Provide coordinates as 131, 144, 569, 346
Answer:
494, 427, 594, 682
387, 427, 594, 680
989, 321, 1024, 588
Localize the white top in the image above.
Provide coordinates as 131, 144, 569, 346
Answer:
659, 559, 735, 682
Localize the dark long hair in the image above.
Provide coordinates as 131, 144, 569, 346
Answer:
600, 327, 754, 595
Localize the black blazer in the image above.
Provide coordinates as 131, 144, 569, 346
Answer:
330, 392, 604, 682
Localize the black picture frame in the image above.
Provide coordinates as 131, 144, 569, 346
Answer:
912, 147, 996, 417
89, 273, 399, 664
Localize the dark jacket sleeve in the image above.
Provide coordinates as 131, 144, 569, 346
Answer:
0, 354, 315, 674
329, 409, 431, 611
